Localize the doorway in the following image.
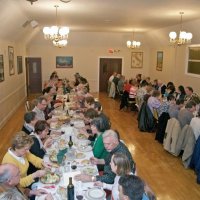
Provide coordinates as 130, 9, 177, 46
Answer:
25, 57, 42, 95
99, 58, 122, 92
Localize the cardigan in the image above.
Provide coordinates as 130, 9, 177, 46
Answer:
2, 151, 43, 188
93, 133, 108, 159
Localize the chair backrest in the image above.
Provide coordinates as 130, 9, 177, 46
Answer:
25, 100, 30, 112
163, 118, 181, 155
181, 126, 196, 168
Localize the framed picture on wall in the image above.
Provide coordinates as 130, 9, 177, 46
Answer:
156, 51, 163, 71
56, 56, 73, 68
17, 56, 23, 74
131, 52, 143, 68
0, 55, 4, 82
8, 46, 15, 75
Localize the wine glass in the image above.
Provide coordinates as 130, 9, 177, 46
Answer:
76, 186, 83, 200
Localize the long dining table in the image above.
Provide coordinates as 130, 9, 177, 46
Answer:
35, 94, 106, 200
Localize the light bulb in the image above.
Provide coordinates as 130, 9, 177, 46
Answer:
169, 32, 177, 39
43, 27, 50, 34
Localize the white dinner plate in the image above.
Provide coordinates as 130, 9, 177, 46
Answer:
85, 188, 106, 200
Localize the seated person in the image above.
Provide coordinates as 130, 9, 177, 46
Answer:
30, 120, 52, 158
190, 107, 200, 140
178, 100, 196, 128
147, 90, 161, 115
32, 96, 57, 124
95, 153, 132, 200
0, 163, 53, 200
175, 85, 186, 101
22, 111, 37, 135
2, 132, 50, 188
75, 130, 135, 184
118, 175, 156, 200
168, 99, 184, 119
94, 101, 111, 130
28, 120, 53, 174
184, 86, 200, 104
129, 79, 138, 101
157, 94, 175, 117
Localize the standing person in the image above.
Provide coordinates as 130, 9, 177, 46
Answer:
94, 153, 132, 200
117, 75, 125, 94
108, 72, 117, 95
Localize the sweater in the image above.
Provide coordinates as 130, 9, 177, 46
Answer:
93, 133, 108, 159
2, 151, 43, 188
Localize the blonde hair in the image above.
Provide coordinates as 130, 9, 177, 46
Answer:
11, 131, 33, 150
112, 153, 131, 176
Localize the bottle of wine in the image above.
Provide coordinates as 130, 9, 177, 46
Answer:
67, 93, 70, 102
67, 177, 74, 200
68, 136, 73, 148
63, 99, 65, 111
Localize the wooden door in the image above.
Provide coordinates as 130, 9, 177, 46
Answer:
25, 57, 42, 95
99, 58, 122, 92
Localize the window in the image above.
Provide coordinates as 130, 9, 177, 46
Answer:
186, 45, 200, 76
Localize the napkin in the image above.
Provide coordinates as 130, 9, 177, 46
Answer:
57, 148, 68, 164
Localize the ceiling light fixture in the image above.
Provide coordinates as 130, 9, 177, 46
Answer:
126, 32, 141, 49
26, 0, 38, 5
43, 5, 69, 47
169, 12, 193, 46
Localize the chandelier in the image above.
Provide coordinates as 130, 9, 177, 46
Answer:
126, 32, 141, 49
43, 5, 69, 47
169, 12, 192, 46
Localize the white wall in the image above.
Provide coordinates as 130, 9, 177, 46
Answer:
0, 40, 27, 128
145, 18, 200, 94
27, 31, 150, 92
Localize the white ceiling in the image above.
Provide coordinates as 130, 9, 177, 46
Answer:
1, 0, 200, 41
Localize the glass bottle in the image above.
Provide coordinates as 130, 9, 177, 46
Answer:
67, 93, 70, 102
67, 177, 74, 200
68, 136, 73, 148
63, 98, 66, 111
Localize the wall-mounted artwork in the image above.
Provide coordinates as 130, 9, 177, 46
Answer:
8, 46, 15, 75
0, 55, 4, 82
156, 51, 163, 71
131, 52, 143, 68
56, 56, 73, 68
17, 56, 23, 74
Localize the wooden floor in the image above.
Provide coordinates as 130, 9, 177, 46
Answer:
0, 92, 200, 200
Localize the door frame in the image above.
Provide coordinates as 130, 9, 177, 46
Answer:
25, 57, 42, 96
98, 56, 124, 92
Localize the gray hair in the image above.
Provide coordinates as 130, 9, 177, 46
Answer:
0, 189, 27, 200
0, 168, 11, 183
102, 129, 118, 140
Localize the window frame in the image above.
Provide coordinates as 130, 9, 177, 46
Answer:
185, 44, 200, 78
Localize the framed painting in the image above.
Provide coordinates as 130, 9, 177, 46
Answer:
56, 56, 73, 68
131, 52, 143, 68
0, 55, 4, 82
156, 51, 163, 71
8, 46, 15, 75
17, 56, 23, 74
